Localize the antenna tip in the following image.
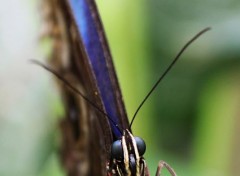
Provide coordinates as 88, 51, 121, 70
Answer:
29, 59, 39, 64
201, 27, 211, 33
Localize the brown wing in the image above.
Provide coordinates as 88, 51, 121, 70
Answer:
40, 0, 112, 175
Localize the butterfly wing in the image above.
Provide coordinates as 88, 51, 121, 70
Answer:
41, 0, 129, 175
67, 0, 130, 138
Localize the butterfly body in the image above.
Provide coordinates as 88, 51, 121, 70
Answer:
108, 130, 148, 176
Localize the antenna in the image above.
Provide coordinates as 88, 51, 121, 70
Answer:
30, 60, 122, 134
130, 27, 211, 128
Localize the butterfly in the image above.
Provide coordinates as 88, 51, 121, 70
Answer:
38, 0, 210, 175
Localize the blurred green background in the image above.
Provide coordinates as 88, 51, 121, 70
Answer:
0, 0, 240, 175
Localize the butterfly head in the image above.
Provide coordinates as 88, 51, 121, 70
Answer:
108, 130, 146, 176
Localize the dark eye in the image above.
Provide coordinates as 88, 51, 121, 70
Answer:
111, 140, 123, 160
134, 137, 146, 156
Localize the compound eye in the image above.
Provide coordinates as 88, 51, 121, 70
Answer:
134, 137, 146, 156
111, 140, 123, 160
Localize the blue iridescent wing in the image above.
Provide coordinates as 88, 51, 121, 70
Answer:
42, 0, 130, 175
67, 0, 130, 138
